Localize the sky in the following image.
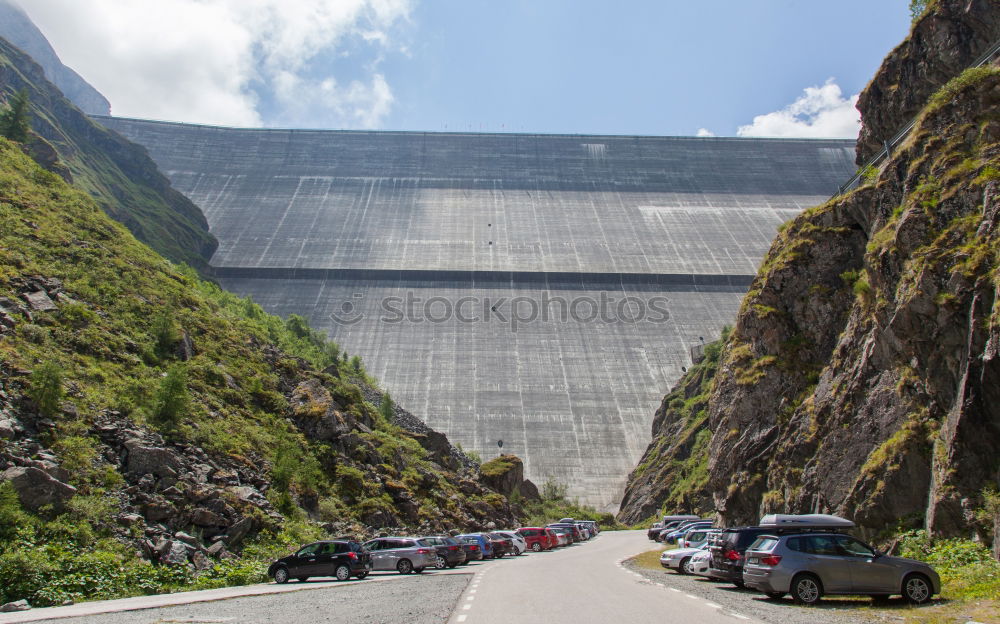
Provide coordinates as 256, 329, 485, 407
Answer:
15, 0, 913, 138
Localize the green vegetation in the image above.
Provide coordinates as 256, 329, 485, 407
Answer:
898, 530, 1000, 601
378, 392, 394, 423
908, 0, 933, 22
0, 38, 217, 272
27, 360, 63, 418
520, 478, 618, 529
0, 88, 29, 142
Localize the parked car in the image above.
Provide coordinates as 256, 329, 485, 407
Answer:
545, 528, 563, 547
547, 523, 583, 542
663, 520, 713, 544
269, 540, 372, 583
517, 527, 555, 552
458, 538, 485, 562
710, 514, 856, 588
743, 530, 940, 605
574, 522, 592, 539
417, 536, 467, 569
362, 537, 437, 574
486, 532, 512, 558
496, 530, 527, 555
708, 526, 775, 586
660, 543, 710, 574
457, 533, 493, 559
580, 520, 600, 535
647, 522, 664, 540
548, 527, 571, 546
679, 528, 713, 549
654, 520, 690, 541
689, 549, 715, 578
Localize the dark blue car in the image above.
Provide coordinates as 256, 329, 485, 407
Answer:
456, 533, 493, 559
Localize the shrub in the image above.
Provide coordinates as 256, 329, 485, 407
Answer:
378, 392, 394, 423
149, 309, 179, 359
28, 361, 63, 417
152, 364, 189, 431
0, 89, 30, 142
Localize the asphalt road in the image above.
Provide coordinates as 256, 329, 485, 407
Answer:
447, 530, 760, 624
1, 531, 768, 624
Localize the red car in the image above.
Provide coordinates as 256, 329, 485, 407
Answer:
517, 527, 555, 552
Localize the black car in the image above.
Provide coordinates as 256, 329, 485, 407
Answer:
486, 532, 512, 557
418, 536, 468, 569
709, 527, 773, 586
268, 540, 372, 583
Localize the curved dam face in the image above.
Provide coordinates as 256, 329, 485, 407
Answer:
97, 116, 855, 510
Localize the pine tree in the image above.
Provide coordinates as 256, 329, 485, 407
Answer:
0, 89, 30, 142
379, 392, 394, 423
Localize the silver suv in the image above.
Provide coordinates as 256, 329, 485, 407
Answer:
362, 537, 438, 574
742, 533, 940, 605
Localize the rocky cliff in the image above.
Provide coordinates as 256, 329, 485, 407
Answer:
620, 0, 1000, 541
0, 36, 216, 272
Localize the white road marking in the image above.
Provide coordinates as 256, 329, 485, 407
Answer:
685, 594, 698, 599
457, 616, 468, 623
732, 615, 750, 621
705, 602, 721, 608
668, 587, 681, 593
466, 596, 475, 602
462, 604, 472, 611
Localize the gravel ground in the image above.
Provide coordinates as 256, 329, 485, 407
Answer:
53, 574, 470, 624
624, 556, 880, 624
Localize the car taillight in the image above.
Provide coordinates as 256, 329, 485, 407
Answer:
347, 552, 357, 560
417, 548, 432, 554
725, 549, 741, 561
761, 555, 782, 566
449, 545, 458, 551
470, 545, 478, 550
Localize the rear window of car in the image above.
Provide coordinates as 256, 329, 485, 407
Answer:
687, 531, 707, 542
748, 537, 778, 552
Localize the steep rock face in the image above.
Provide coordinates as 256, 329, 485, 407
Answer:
0, 37, 217, 271
0, 0, 111, 115
856, 0, 999, 164
708, 68, 1000, 538
617, 347, 719, 525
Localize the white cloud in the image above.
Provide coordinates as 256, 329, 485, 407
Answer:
15, 0, 412, 128
696, 128, 715, 137
737, 79, 860, 139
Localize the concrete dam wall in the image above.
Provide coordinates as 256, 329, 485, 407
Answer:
97, 116, 856, 510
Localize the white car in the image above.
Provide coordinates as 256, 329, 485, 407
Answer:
496, 530, 527, 555
689, 549, 713, 577
659, 544, 708, 574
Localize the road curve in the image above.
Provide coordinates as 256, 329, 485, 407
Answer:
448, 530, 761, 624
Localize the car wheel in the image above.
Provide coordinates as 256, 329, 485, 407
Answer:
732, 579, 745, 588
765, 592, 784, 600
531, 543, 542, 552
677, 557, 691, 575
334, 565, 351, 582
414, 567, 425, 574
355, 572, 369, 579
273, 567, 289, 584
791, 574, 823, 606
448, 562, 458, 568
397, 559, 413, 574
902, 573, 932, 604
434, 555, 447, 570
682, 558, 696, 575
515, 547, 523, 556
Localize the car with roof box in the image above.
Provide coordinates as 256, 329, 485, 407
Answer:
268, 539, 371, 583
742, 514, 940, 605
710, 515, 855, 587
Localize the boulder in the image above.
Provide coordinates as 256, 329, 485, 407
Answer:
174, 531, 200, 548
0, 600, 30, 612
2, 466, 76, 511
124, 440, 184, 478
160, 541, 191, 566
0, 419, 15, 439
191, 550, 213, 571
224, 516, 254, 547
192, 507, 226, 527
22, 290, 55, 312
206, 541, 228, 558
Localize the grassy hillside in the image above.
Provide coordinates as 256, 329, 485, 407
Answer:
0, 36, 216, 272
0, 137, 522, 605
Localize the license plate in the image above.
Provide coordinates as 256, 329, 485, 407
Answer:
748, 557, 759, 564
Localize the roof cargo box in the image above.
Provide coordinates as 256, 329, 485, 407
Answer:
662, 514, 701, 524
758, 514, 855, 530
